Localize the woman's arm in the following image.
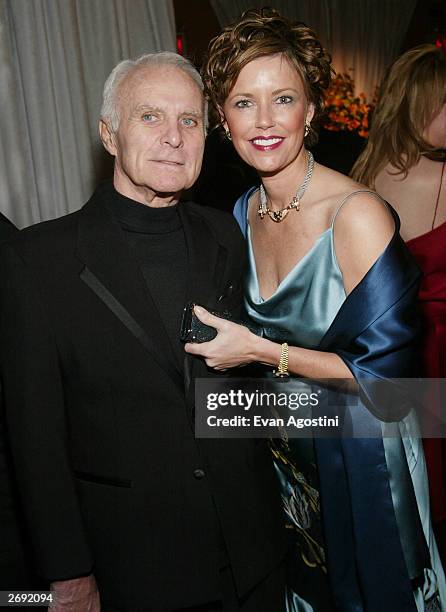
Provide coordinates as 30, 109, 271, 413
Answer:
185, 306, 351, 377
185, 192, 395, 378
333, 191, 395, 294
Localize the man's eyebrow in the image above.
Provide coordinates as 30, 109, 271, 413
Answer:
132, 104, 164, 115
131, 105, 203, 119
181, 109, 203, 119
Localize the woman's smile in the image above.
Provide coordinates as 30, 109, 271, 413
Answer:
250, 136, 285, 151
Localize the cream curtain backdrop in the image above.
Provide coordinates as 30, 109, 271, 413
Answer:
209, 0, 416, 99
0, 0, 176, 228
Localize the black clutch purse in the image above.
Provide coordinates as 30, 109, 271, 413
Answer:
180, 302, 260, 343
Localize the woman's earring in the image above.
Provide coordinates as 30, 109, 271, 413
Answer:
226, 130, 232, 141
304, 122, 310, 137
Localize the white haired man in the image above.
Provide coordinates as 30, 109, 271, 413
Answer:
0, 53, 286, 611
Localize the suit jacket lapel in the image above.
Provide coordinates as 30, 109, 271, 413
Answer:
178, 203, 227, 308
76, 190, 183, 389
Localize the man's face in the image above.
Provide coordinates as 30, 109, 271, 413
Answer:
101, 65, 205, 204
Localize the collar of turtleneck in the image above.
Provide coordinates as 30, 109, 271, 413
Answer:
104, 182, 182, 235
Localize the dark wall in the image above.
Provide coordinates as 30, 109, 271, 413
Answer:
402, 0, 446, 51
173, 0, 220, 68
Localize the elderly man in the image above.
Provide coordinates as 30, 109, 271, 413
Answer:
0, 53, 286, 611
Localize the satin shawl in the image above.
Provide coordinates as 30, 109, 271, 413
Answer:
315, 211, 424, 611
235, 195, 426, 610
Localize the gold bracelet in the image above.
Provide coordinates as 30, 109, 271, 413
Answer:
274, 343, 289, 377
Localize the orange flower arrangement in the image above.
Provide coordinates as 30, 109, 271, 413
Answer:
323, 73, 374, 138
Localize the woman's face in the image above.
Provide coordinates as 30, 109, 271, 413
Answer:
222, 54, 314, 176
424, 103, 446, 149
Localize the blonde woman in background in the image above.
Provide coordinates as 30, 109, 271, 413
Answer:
352, 45, 446, 558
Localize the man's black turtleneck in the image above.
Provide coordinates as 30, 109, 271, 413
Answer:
105, 184, 188, 370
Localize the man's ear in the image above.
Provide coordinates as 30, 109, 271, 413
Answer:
99, 119, 117, 156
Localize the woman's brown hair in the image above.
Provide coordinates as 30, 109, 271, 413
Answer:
202, 7, 332, 146
351, 44, 446, 187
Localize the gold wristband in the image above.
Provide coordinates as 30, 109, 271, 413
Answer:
274, 343, 289, 377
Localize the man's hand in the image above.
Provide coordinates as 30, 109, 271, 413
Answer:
49, 574, 100, 611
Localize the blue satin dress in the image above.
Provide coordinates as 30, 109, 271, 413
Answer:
234, 187, 446, 612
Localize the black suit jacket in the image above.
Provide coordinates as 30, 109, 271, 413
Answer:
0, 213, 16, 241
0, 212, 34, 589
0, 186, 286, 611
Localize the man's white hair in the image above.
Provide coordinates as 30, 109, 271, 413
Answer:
100, 51, 207, 132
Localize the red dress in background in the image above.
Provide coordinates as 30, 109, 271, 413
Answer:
407, 211, 446, 527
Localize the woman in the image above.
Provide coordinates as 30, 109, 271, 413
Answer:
186, 9, 446, 611
351, 45, 446, 549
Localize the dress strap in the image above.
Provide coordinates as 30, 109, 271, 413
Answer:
233, 186, 257, 238
431, 160, 445, 230
331, 189, 387, 228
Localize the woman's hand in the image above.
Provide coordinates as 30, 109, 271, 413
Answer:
184, 306, 352, 378
184, 306, 259, 370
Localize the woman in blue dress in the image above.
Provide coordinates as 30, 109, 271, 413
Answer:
186, 8, 446, 611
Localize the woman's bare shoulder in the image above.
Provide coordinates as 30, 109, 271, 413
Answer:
334, 190, 394, 229
312, 163, 388, 220
332, 189, 396, 293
